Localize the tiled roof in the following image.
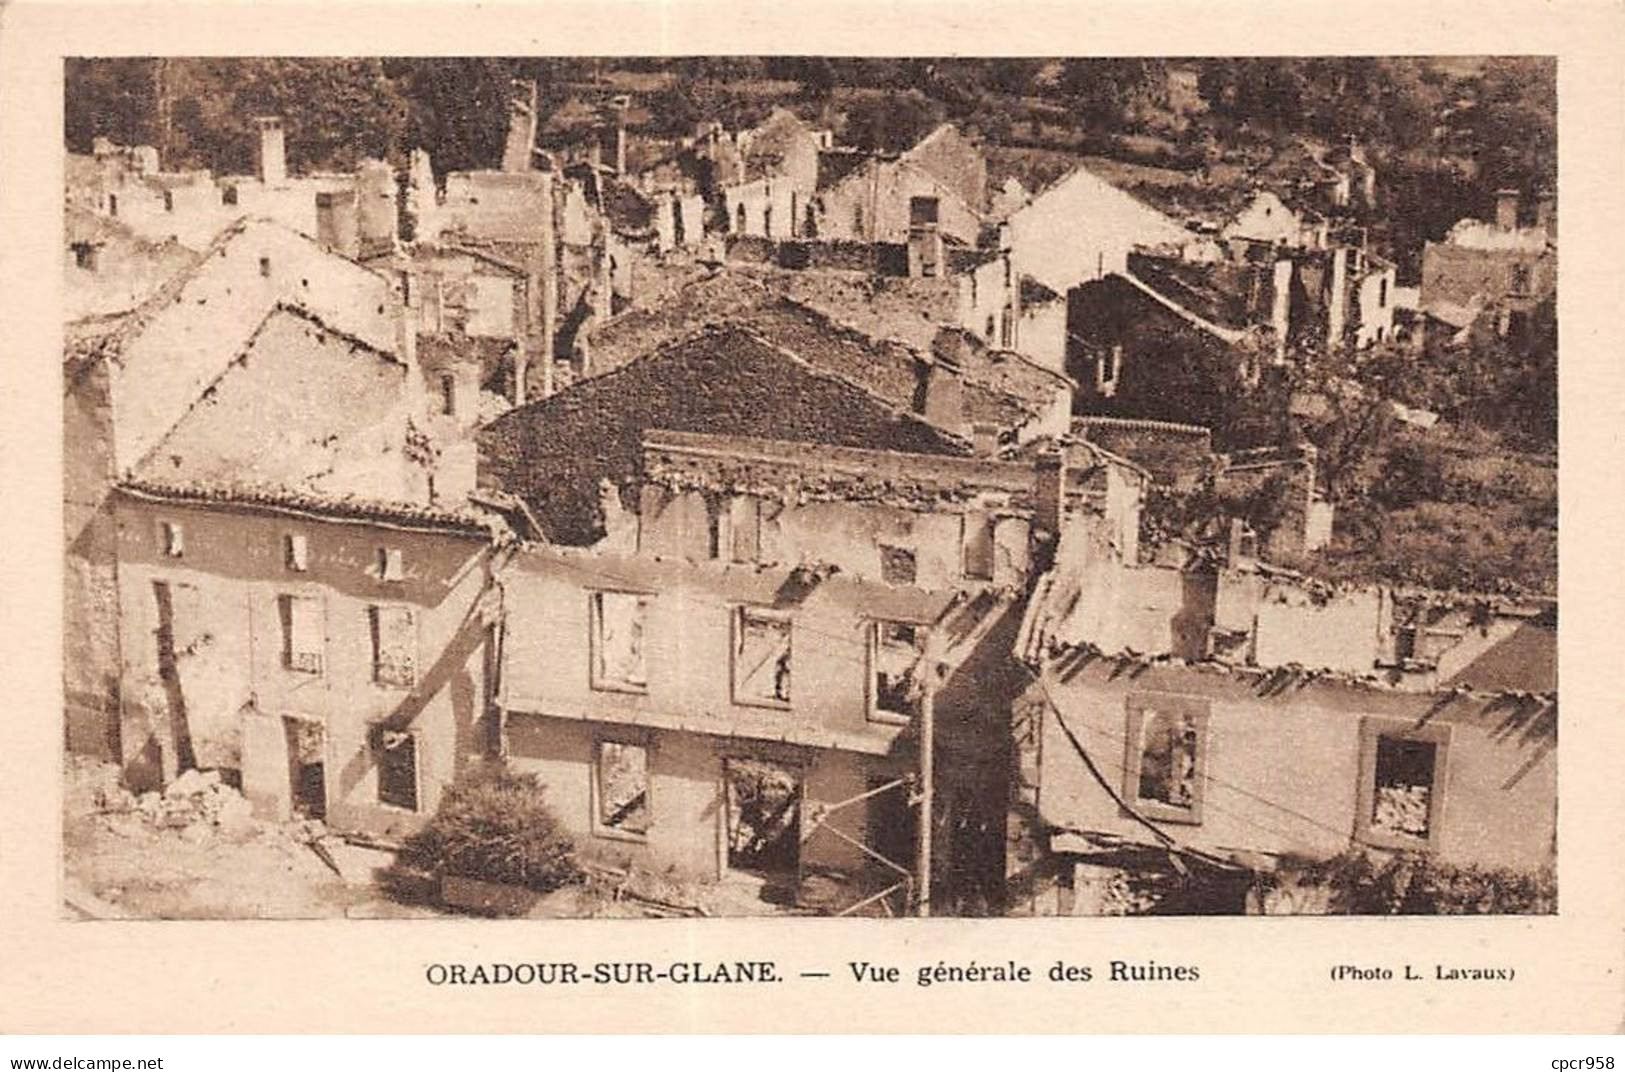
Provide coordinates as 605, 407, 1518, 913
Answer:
118, 476, 495, 534
478, 322, 973, 545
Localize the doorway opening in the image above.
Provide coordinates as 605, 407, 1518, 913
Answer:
282, 716, 327, 820
723, 758, 801, 877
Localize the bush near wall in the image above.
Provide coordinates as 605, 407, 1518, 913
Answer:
401, 763, 581, 893
1257, 850, 1556, 915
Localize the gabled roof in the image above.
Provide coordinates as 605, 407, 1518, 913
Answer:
478, 322, 974, 545
586, 274, 1065, 440
131, 302, 410, 489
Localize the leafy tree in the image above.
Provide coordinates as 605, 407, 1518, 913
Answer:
389, 57, 516, 175
841, 90, 943, 153
65, 58, 160, 152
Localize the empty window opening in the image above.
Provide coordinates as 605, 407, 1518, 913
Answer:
375, 729, 419, 811
72, 243, 99, 271
108, 193, 118, 217
871, 621, 924, 722
439, 372, 457, 417
595, 741, 650, 838
162, 190, 174, 213
592, 591, 649, 692
284, 533, 308, 572
961, 513, 996, 581
222, 185, 238, 207
724, 758, 802, 876
159, 520, 185, 558
879, 544, 917, 586
1370, 736, 1438, 841
736, 201, 748, 234
283, 716, 326, 820
259, 256, 271, 277
1378, 277, 1389, 307
1100, 344, 1122, 387
909, 196, 940, 226
734, 608, 791, 707
279, 593, 324, 675
1510, 263, 1532, 296
371, 605, 417, 688
1135, 709, 1201, 812
1124, 697, 1208, 824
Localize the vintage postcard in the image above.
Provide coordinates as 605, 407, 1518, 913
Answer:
3, 0, 1622, 1035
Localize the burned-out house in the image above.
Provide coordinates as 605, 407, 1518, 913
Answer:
69, 120, 399, 257
1421, 188, 1556, 339
1008, 537, 1557, 914
495, 431, 1138, 909
813, 124, 987, 247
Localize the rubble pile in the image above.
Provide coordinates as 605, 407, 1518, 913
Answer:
87, 767, 259, 842
138, 769, 258, 840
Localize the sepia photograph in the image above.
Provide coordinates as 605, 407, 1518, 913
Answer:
60, 54, 1558, 923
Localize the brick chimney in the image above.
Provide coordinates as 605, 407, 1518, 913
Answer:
254, 117, 286, 187
1495, 188, 1520, 232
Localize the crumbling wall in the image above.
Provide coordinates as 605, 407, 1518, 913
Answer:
64, 357, 123, 760
113, 495, 493, 831
1017, 656, 1557, 887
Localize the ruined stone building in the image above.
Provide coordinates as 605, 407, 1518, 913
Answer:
1421, 188, 1556, 339
493, 430, 1137, 909
68, 121, 398, 257
813, 124, 987, 247
63, 214, 480, 775
1008, 531, 1556, 915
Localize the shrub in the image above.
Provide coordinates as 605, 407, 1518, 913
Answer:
402, 763, 580, 892
1261, 850, 1555, 915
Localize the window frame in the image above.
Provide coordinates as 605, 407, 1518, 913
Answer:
731, 605, 793, 711
867, 618, 927, 726
378, 546, 405, 583
373, 727, 421, 813
1121, 693, 1211, 826
370, 603, 420, 690
591, 737, 653, 843
284, 532, 309, 572
158, 519, 185, 558
279, 592, 326, 676
589, 589, 652, 695
960, 512, 996, 582
1355, 717, 1450, 852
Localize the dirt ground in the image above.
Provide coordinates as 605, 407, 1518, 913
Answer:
62, 755, 444, 920
62, 756, 812, 920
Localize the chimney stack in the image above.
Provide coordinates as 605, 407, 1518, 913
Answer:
1033, 449, 1066, 541
355, 158, 398, 256
917, 344, 967, 438
1494, 188, 1520, 232
1534, 189, 1556, 240
254, 116, 286, 187
314, 189, 359, 257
